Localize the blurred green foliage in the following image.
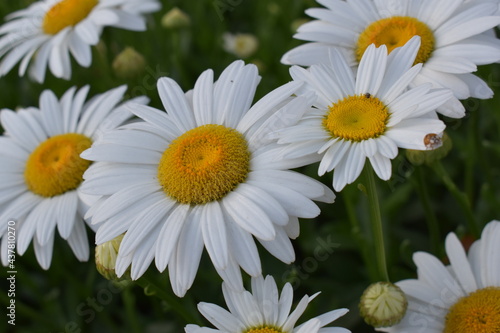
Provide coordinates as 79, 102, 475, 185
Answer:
1, 0, 500, 332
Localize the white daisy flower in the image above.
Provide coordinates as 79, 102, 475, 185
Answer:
0, 85, 148, 269
185, 275, 350, 333
281, 0, 500, 118
277, 37, 449, 192
0, 0, 161, 83
379, 220, 500, 333
80, 60, 335, 297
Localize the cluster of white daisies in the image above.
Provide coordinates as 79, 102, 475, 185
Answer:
1, 0, 499, 332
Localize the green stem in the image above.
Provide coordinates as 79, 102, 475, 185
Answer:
136, 274, 200, 325
344, 188, 378, 282
413, 167, 441, 254
363, 164, 390, 282
123, 288, 141, 333
431, 161, 480, 238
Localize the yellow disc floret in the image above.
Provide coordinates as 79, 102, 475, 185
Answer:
444, 287, 500, 333
158, 124, 250, 205
42, 0, 99, 35
245, 327, 283, 333
357, 16, 435, 65
323, 94, 389, 141
24, 133, 93, 197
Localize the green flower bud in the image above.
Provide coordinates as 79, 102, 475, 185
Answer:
359, 282, 408, 328
161, 7, 191, 29
95, 234, 130, 281
112, 47, 146, 80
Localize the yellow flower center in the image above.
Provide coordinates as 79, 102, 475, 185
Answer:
323, 94, 389, 141
157, 124, 250, 205
356, 16, 435, 65
444, 287, 500, 333
246, 327, 283, 333
42, 0, 99, 35
24, 133, 93, 197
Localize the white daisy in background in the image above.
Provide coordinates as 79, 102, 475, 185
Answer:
281, 0, 500, 118
0, 0, 161, 83
185, 275, 350, 333
276, 37, 449, 192
80, 60, 335, 297
223, 32, 260, 59
0, 85, 148, 269
379, 220, 500, 333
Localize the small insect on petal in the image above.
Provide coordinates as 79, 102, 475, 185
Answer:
423, 133, 442, 150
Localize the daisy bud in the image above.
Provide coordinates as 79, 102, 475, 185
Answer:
406, 132, 452, 166
95, 234, 129, 281
359, 281, 408, 328
112, 47, 146, 80
161, 7, 191, 29
222, 33, 259, 58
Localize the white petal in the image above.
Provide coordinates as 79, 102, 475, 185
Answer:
226, 216, 261, 276
219, 64, 259, 128
34, 233, 54, 269
277, 282, 294, 326
343, 144, 365, 184
193, 69, 214, 125
201, 201, 229, 270
318, 140, 351, 176
67, 219, 89, 261
81, 144, 162, 164
238, 81, 303, 133
436, 16, 500, 47
68, 31, 92, 67
310, 308, 349, 327
258, 227, 295, 264
110, 10, 146, 31
237, 183, 289, 226
55, 190, 79, 239
247, 180, 320, 218
480, 221, 500, 287
1, 109, 41, 151
91, 182, 161, 225
157, 77, 196, 132
282, 295, 311, 331
197, 303, 243, 332
445, 232, 478, 293
169, 207, 204, 297
77, 85, 127, 136
249, 169, 326, 199
281, 43, 332, 66
35, 201, 57, 248
222, 190, 276, 241
355, 44, 387, 96
119, 197, 172, 256
128, 104, 181, 141
386, 118, 446, 150
295, 318, 321, 333
369, 154, 392, 180
413, 252, 464, 307
155, 204, 189, 272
